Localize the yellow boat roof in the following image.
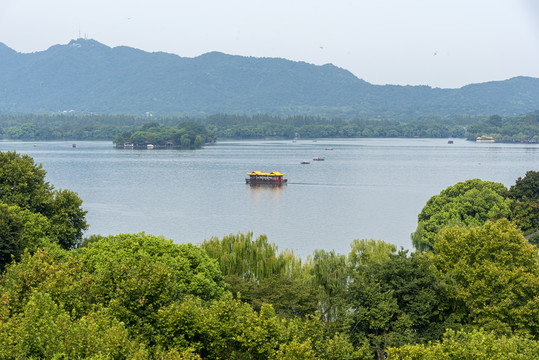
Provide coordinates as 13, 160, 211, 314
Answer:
247, 170, 285, 176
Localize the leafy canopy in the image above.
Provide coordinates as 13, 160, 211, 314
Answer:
412, 179, 512, 251
0, 151, 88, 271
431, 219, 539, 336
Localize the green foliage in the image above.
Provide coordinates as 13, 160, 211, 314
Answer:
0, 151, 52, 213
387, 328, 539, 359
48, 189, 89, 249
466, 112, 539, 142
0, 233, 228, 354
201, 232, 304, 282
154, 295, 368, 360
347, 250, 449, 359
0, 203, 50, 272
412, 179, 512, 251
0, 151, 88, 269
310, 249, 348, 323
348, 238, 397, 268
508, 171, 539, 235
431, 219, 539, 336
72, 233, 227, 342
509, 171, 539, 201
114, 121, 213, 149
201, 233, 320, 319
0, 291, 147, 359
225, 273, 319, 319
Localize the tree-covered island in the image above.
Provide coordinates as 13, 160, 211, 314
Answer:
112, 121, 215, 149
0, 151, 538, 359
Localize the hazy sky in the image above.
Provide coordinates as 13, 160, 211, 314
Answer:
1, 0, 538, 88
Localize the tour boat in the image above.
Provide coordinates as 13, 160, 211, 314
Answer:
246, 171, 287, 184
476, 136, 495, 143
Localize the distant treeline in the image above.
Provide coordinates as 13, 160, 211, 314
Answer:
0, 111, 537, 142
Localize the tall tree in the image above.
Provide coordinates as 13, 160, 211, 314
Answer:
411, 179, 512, 251
0, 151, 52, 214
508, 171, 539, 237
347, 250, 448, 360
0, 151, 88, 264
431, 219, 539, 336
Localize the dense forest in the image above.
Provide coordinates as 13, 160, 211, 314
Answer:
1, 151, 538, 359
1, 111, 538, 142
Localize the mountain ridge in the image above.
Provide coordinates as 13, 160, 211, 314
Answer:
0, 38, 537, 117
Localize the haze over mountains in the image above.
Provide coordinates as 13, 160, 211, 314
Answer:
1, 38, 538, 118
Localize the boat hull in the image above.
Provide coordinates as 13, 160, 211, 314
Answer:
246, 179, 287, 184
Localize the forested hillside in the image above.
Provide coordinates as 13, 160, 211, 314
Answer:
1, 39, 538, 117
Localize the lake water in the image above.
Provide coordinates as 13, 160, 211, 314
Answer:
1, 138, 536, 258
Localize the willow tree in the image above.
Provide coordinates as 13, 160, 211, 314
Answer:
200, 232, 304, 281
200, 233, 318, 318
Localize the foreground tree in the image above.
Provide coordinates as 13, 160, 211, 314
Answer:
508, 170, 539, 237
201, 233, 319, 318
0, 234, 370, 359
347, 250, 449, 360
431, 219, 539, 336
0, 234, 229, 356
0, 151, 88, 258
387, 328, 539, 359
0, 204, 49, 272
508, 170, 539, 201
411, 179, 512, 251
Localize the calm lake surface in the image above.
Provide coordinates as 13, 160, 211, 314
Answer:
1, 138, 537, 258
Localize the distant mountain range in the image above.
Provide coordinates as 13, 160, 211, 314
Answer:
1, 38, 538, 118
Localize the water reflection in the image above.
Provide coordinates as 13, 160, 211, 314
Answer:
246, 183, 286, 191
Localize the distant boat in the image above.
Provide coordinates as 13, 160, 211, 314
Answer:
72, 143, 77, 148
476, 136, 495, 143
313, 157, 325, 161
301, 161, 310, 164
325, 147, 333, 150
447, 140, 454, 144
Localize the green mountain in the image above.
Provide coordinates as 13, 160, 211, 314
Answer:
1, 39, 538, 117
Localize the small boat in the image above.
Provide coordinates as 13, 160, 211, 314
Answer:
325, 147, 333, 150
72, 144, 77, 148
447, 140, 453, 144
313, 157, 325, 161
476, 136, 495, 143
246, 171, 287, 184
301, 161, 310, 164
